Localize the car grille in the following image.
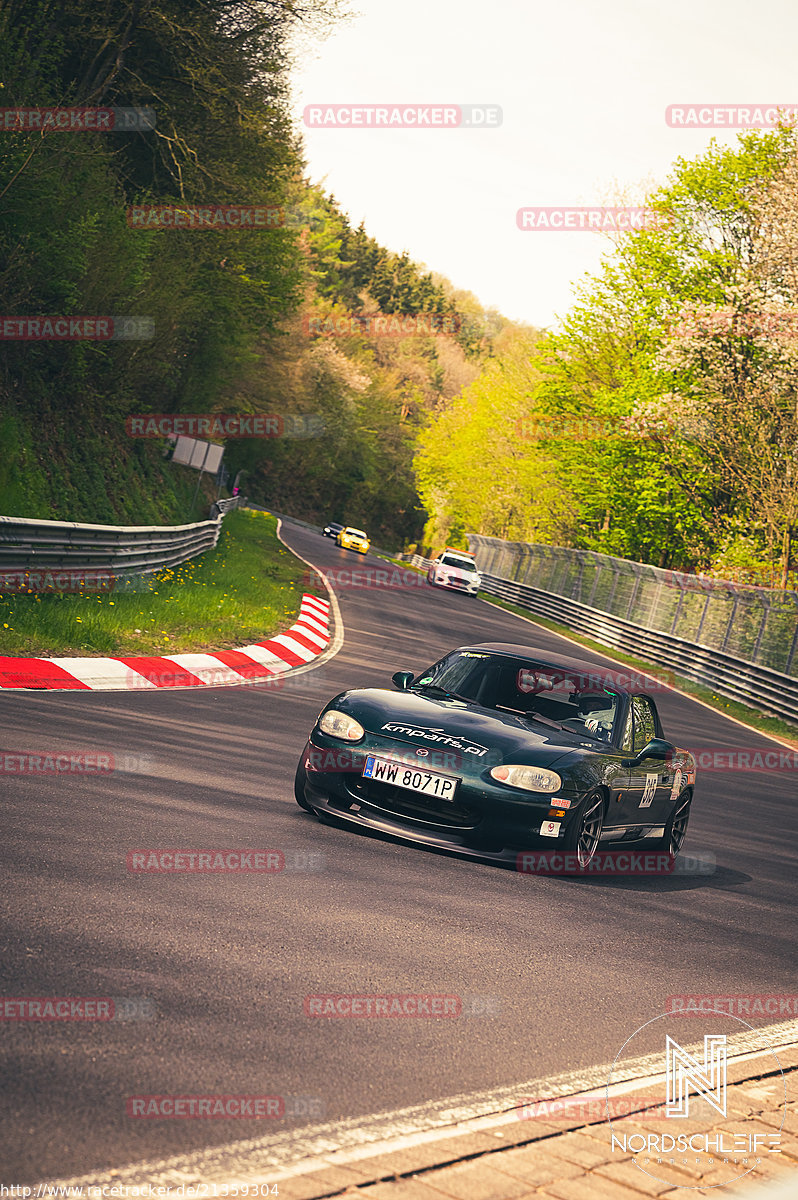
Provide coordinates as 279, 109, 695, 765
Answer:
346, 779, 478, 828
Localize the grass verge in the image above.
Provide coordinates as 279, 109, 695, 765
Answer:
0, 509, 311, 657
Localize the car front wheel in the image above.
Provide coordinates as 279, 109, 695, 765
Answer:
561, 789, 605, 869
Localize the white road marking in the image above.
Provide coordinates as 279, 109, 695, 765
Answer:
47, 1019, 798, 1190
46, 656, 157, 689
157, 653, 252, 686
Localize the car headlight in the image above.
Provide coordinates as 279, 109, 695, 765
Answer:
319, 710, 365, 741
490, 764, 562, 793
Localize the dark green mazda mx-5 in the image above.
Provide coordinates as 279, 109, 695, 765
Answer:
294, 643, 697, 872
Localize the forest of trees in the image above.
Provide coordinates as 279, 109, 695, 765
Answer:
0, 0, 509, 544
2, 2, 796, 583
418, 129, 798, 589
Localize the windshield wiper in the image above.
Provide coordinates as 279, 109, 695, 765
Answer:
413, 683, 474, 704
495, 704, 567, 731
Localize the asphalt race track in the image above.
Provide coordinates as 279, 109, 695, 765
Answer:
1, 518, 795, 1183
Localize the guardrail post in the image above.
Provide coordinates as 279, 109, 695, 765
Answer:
513, 545, 530, 583
694, 593, 712, 644
785, 622, 798, 676
720, 595, 740, 652
750, 604, 769, 664
605, 570, 619, 612
625, 575, 641, 620
587, 564, 601, 608
572, 556, 585, 602
648, 580, 664, 629
669, 584, 685, 635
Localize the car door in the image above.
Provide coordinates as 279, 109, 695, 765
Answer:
619, 696, 673, 826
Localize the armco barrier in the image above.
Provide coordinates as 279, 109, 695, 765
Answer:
469, 566, 798, 726
0, 505, 233, 581
469, 536, 798, 676
403, 544, 798, 723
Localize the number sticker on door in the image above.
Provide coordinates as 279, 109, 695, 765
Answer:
639, 773, 657, 808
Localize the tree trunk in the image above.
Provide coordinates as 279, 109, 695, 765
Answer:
780, 525, 793, 591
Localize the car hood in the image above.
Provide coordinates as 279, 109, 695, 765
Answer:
328, 688, 594, 771
436, 564, 478, 578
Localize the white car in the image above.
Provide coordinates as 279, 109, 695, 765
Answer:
427, 550, 481, 596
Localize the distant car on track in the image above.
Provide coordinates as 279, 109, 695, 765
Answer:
322, 521, 345, 539
294, 643, 696, 870
336, 527, 370, 554
427, 549, 481, 596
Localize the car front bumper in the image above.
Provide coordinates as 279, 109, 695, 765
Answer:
298, 737, 576, 862
430, 574, 479, 594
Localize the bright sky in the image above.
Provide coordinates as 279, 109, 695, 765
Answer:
289, 0, 798, 329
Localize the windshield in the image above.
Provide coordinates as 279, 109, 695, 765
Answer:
413, 651, 621, 742
439, 554, 477, 571
347, 529, 367, 538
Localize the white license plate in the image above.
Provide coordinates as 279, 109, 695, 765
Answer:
362, 755, 459, 800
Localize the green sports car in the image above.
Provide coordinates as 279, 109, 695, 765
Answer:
294, 643, 697, 872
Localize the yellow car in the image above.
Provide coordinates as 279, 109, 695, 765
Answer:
336, 526, 370, 554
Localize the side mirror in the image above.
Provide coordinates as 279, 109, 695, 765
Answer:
391, 671, 415, 690
621, 738, 675, 768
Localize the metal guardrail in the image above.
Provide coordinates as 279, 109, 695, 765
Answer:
403, 547, 798, 724
211, 496, 243, 517
475, 572, 798, 724
0, 499, 240, 582
469, 535, 798, 677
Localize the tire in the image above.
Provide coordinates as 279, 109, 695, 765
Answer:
560, 789, 605, 870
653, 789, 692, 857
294, 761, 314, 812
